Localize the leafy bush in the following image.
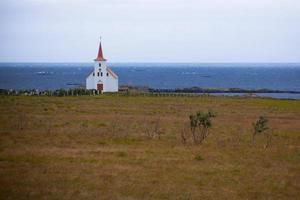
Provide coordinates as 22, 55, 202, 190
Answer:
189, 111, 216, 144
252, 116, 273, 148
252, 116, 269, 144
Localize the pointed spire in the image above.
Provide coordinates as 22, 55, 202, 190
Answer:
95, 38, 107, 61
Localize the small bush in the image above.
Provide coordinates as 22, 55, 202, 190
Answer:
252, 116, 269, 144
195, 154, 204, 161
252, 116, 272, 148
189, 111, 216, 144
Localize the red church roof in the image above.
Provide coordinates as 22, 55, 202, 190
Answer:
95, 41, 107, 61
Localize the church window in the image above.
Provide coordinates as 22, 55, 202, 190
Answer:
101, 72, 103, 76
97, 72, 99, 76
99, 63, 101, 67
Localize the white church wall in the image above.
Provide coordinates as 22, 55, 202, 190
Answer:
86, 73, 95, 89
104, 75, 118, 92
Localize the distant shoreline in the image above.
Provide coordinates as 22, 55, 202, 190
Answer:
148, 87, 300, 94
1, 86, 300, 94
1, 88, 300, 100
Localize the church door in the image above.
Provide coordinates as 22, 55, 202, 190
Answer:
97, 84, 103, 91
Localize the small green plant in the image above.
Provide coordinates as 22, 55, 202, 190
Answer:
189, 111, 216, 144
252, 116, 269, 145
194, 154, 204, 161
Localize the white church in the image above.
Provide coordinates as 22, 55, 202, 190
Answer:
86, 41, 118, 92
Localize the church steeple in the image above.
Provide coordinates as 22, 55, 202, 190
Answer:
95, 39, 107, 61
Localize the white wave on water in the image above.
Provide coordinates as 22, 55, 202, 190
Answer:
36, 71, 53, 75
181, 72, 211, 78
181, 72, 197, 75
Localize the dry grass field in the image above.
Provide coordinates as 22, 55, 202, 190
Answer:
0, 95, 299, 199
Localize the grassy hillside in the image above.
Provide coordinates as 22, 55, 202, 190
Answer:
0, 95, 299, 199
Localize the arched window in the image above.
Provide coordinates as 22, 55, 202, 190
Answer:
107, 72, 109, 76
99, 63, 101, 67
97, 72, 99, 76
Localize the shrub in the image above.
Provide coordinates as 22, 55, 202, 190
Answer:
195, 154, 204, 161
189, 111, 216, 144
252, 116, 273, 149
252, 116, 269, 144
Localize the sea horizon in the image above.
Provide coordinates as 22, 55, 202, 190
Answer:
1, 62, 300, 68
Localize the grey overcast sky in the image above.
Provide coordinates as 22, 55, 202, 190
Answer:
0, 0, 299, 63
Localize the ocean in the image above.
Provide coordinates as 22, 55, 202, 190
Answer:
0, 63, 300, 99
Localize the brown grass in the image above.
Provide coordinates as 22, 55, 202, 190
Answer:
0, 95, 299, 199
